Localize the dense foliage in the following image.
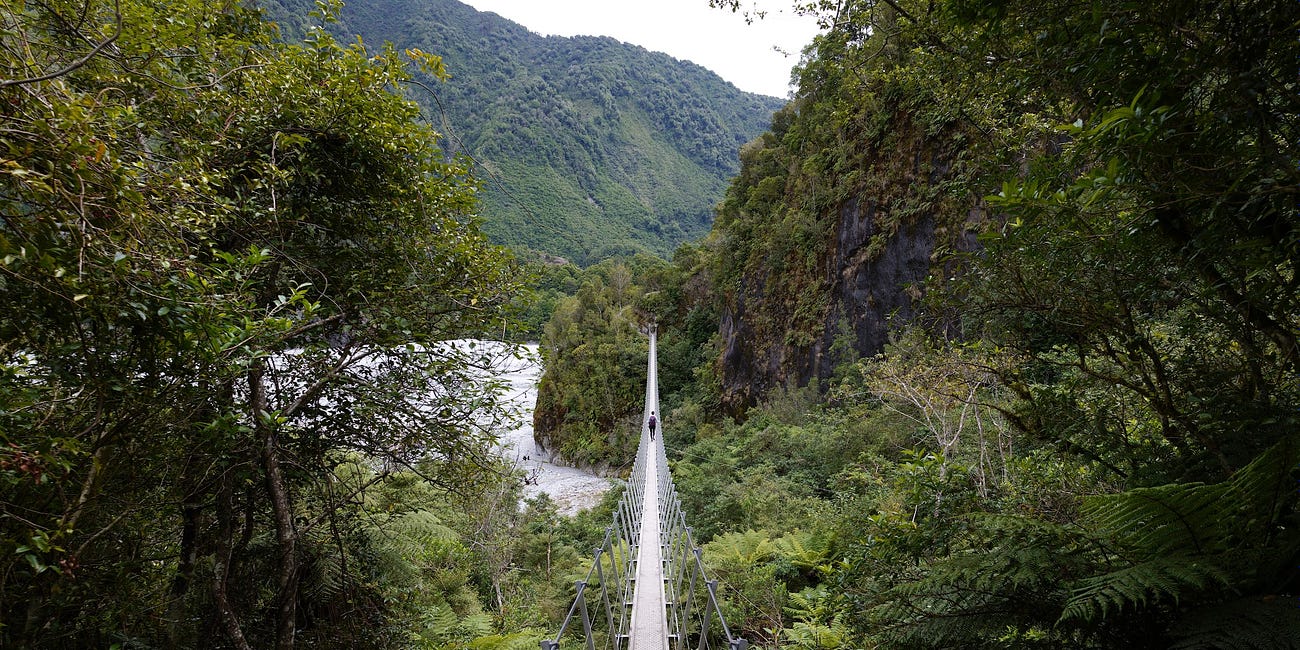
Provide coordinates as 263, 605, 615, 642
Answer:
538, 0, 1300, 647
532, 258, 654, 468
530, 244, 723, 470
0, 0, 601, 646
265, 0, 786, 265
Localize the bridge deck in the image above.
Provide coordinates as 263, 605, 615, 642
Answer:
628, 434, 666, 650
628, 330, 667, 650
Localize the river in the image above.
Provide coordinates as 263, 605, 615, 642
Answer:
492, 343, 615, 515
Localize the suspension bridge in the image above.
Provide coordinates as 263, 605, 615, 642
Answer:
542, 325, 747, 650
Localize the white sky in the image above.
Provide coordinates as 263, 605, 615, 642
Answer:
459, 0, 822, 98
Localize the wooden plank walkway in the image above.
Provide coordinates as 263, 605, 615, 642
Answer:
629, 329, 667, 650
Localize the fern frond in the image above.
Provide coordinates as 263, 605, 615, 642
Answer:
378, 509, 459, 548
1060, 436, 1300, 627
786, 585, 833, 623
1081, 435, 1300, 556
470, 629, 547, 650
457, 612, 495, 638
703, 529, 776, 566
470, 629, 546, 650
773, 529, 832, 570
363, 507, 464, 585
782, 620, 852, 649
298, 526, 353, 602
302, 545, 349, 601
420, 604, 460, 637
1082, 481, 1219, 554
1059, 555, 1230, 624
868, 536, 1075, 648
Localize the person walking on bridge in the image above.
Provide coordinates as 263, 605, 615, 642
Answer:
648, 411, 657, 441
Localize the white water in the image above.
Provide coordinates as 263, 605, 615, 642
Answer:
494, 343, 614, 516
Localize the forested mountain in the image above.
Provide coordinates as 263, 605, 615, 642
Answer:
265, 0, 786, 264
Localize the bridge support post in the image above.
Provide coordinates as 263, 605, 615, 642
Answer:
596, 545, 617, 641
695, 580, 715, 650
576, 581, 595, 650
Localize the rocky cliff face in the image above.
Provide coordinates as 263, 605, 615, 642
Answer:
716, 113, 981, 415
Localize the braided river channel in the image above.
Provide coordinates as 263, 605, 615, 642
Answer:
493, 343, 614, 515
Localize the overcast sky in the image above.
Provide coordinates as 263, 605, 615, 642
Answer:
459, 0, 822, 98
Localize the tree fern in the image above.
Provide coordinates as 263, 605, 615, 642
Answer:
867, 519, 1079, 649
430, 604, 461, 633
415, 604, 460, 642
411, 606, 496, 648
773, 529, 832, 572
363, 508, 462, 587
703, 529, 777, 568
1060, 435, 1300, 628
383, 509, 459, 547
299, 526, 351, 602
786, 585, 834, 624
781, 620, 853, 650
1079, 434, 1300, 557
457, 612, 495, 638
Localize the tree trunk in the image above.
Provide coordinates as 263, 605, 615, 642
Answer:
213, 472, 252, 650
250, 357, 299, 650
166, 498, 201, 649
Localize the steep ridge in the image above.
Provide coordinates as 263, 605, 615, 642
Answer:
710, 99, 984, 414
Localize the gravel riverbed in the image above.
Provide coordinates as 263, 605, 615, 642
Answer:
492, 343, 615, 516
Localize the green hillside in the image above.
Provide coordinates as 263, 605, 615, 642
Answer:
266, 0, 785, 264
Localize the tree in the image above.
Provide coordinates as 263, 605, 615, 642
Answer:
0, 0, 522, 646
533, 261, 650, 468
824, 0, 1300, 644
704, 0, 1300, 645
945, 0, 1300, 480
